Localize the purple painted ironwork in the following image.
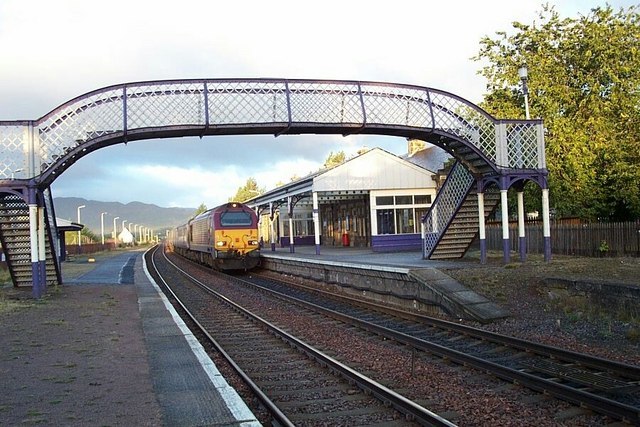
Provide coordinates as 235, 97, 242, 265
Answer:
0, 78, 548, 293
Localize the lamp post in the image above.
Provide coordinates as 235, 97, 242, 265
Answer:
134, 224, 140, 244
517, 65, 531, 263
112, 216, 120, 244
518, 65, 530, 120
77, 205, 86, 248
129, 223, 136, 245
100, 212, 107, 245
122, 220, 127, 233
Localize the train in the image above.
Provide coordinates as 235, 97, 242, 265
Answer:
167, 202, 260, 271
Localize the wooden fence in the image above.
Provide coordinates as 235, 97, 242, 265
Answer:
66, 243, 116, 256
485, 220, 640, 257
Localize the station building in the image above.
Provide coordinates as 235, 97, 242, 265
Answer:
248, 144, 450, 253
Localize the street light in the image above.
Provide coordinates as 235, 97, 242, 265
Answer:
518, 65, 530, 120
100, 212, 107, 245
134, 224, 140, 244
77, 205, 86, 248
113, 216, 120, 244
122, 220, 127, 232
129, 223, 136, 245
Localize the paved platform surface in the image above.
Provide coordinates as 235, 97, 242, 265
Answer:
0, 248, 259, 426
261, 245, 473, 270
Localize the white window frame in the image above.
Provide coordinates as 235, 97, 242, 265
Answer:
370, 189, 434, 236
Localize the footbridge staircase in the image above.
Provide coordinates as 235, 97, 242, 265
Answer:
0, 78, 546, 295
423, 163, 501, 259
0, 189, 61, 288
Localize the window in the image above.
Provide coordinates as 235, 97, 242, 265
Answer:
376, 196, 394, 206
395, 195, 412, 205
396, 208, 414, 233
414, 195, 432, 204
373, 192, 433, 235
376, 209, 395, 234
283, 211, 314, 236
415, 207, 429, 224
220, 211, 253, 226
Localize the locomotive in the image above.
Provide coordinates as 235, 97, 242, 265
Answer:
168, 202, 260, 271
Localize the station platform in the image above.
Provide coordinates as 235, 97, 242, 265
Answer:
260, 244, 469, 270
0, 249, 259, 426
260, 244, 509, 323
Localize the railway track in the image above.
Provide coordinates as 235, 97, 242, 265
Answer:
147, 246, 454, 426
238, 270, 640, 425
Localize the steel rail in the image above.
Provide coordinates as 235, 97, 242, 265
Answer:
147, 246, 294, 427
275, 275, 640, 380
158, 248, 456, 427
239, 273, 640, 424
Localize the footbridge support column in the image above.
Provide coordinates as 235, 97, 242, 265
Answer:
477, 191, 487, 264
269, 202, 276, 252
542, 188, 552, 262
28, 187, 46, 298
287, 196, 295, 253
312, 192, 321, 255
517, 190, 526, 262
500, 189, 510, 264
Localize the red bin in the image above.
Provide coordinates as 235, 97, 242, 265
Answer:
342, 232, 350, 247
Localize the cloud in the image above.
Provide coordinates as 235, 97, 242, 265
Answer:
4, 0, 636, 207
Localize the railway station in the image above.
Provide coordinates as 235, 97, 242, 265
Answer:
0, 78, 549, 298
246, 143, 450, 253
3, 79, 637, 425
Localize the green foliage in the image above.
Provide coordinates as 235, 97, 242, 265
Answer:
192, 203, 207, 218
229, 177, 265, 203
475, 4, 640, 220
323, 150, 346, 169
598, 240, 610, 254
65, 228, 98, 244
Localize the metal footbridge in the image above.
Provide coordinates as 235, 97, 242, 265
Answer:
0, 78, 547, 296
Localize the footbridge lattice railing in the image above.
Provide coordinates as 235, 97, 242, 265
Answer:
0, 78, 547, 293
0, 79, 544, 184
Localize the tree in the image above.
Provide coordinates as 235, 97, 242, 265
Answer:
65, 228, 98, 245
323, 150, 346, 169
192, 203, 207, 219
229, 177, 265, 203
474, 5, 640, 220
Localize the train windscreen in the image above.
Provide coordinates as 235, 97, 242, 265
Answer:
220, 211, 253, 226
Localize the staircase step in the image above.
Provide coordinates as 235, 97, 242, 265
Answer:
424, 164, 501, 259
0, 193, 60, 289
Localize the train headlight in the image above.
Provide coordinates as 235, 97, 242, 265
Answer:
248, 239, 259, 246
216, 241, 227, 247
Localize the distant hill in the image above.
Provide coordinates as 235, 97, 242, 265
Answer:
54, 197, 196, 237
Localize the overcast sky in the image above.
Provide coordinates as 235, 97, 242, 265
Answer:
1, 0, 635, 208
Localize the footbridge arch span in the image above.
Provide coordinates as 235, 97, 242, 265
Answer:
0, 78, 544, 186
0, 78, 548, 296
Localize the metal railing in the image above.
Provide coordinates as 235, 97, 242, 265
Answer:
0, 78, 544, 184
